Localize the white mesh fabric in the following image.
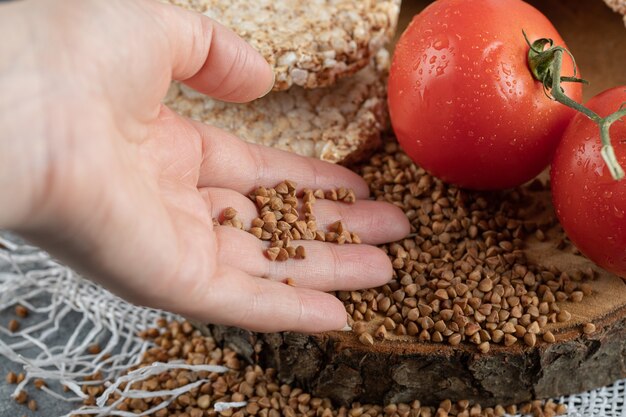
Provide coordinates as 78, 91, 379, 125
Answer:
559, 380, 626, 417
0, 233, 245, 416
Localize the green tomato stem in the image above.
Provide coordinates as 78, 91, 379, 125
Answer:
548, 51, 601, 124
600, 108, 626, 180
525, 32, 625, 181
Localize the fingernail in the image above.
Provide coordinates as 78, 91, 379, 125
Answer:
340, 324, 353, 332
258, 70, 275, 98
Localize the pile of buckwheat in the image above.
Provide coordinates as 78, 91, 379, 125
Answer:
343, 141, 596, 351
216, 141, 596, 352
218, 180, 360, 263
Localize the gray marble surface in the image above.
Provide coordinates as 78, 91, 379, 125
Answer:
1, 233, 83, 417
0, 231, 167, 417
1, 314, 78, 417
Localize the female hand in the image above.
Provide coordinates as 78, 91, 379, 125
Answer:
0, 0, 409, 332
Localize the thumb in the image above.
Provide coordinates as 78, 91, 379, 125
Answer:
146, 0, 274, 102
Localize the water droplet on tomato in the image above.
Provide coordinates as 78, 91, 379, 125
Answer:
433, 38, 448, 50
594, 163, 604, 177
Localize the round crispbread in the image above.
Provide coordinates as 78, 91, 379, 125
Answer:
165, 50, 389, 165
166, 0, 400, 91
606, 0, 626, 28
605, 0, 626, 16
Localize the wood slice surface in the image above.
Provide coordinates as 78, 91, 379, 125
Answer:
207, 185, 626, 408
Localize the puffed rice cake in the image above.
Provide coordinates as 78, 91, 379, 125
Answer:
605, 0, 626, 28
165, 50, 389, 164
166, 0, 401, 91
605, 0, 626, 15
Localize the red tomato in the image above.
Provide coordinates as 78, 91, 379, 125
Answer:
551, 87, 626, 278
388, 0, 582, 190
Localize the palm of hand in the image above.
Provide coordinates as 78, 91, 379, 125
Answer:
14, 0, 409, 332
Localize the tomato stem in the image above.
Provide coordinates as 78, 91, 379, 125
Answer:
524, 31, 625, 181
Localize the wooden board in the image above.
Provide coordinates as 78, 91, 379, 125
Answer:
208, 187, 626, 407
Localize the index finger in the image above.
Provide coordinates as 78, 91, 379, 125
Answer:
147, 0, 274, 102
192, 120, 371, 198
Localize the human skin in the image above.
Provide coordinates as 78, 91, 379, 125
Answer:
0, 0, 409, 332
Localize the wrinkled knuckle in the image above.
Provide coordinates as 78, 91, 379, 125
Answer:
246, 144, 268, 187
239, 284, 262, 328
305, 158, 324, 188
293, 291, 306, 329
327, 244, 343, 283
154, 2, 213, 79
188, 14, 214, 74
209, 44, 253, 100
